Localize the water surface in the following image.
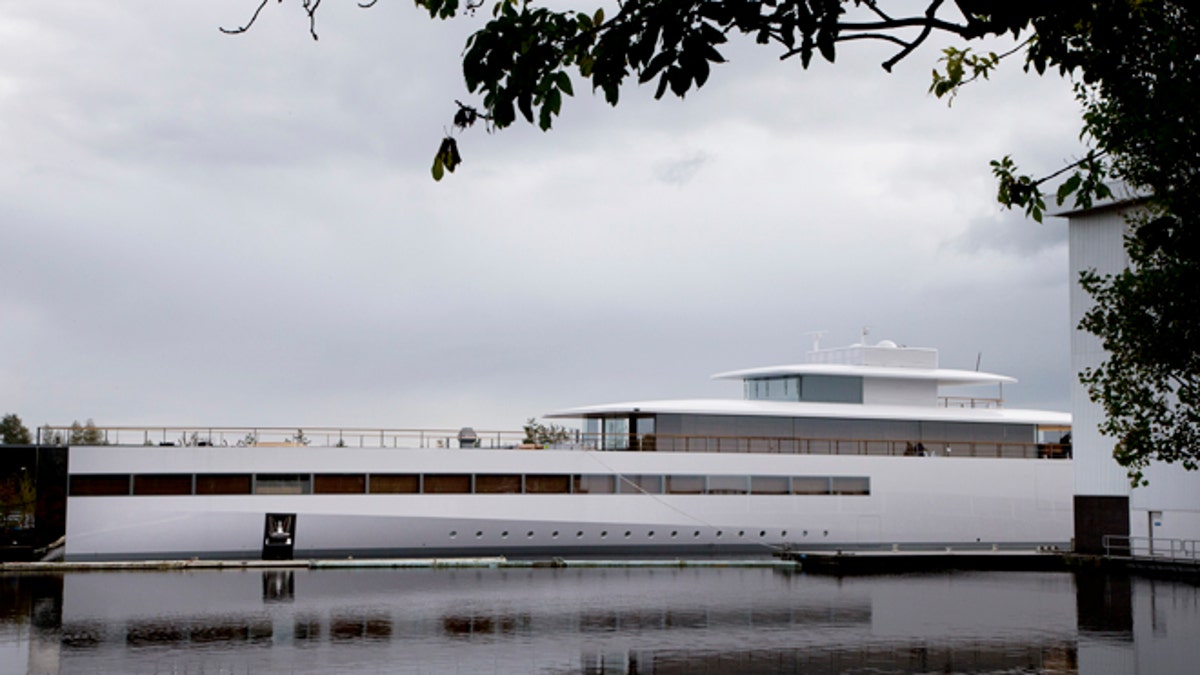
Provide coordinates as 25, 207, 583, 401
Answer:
1, 567, 1196, 673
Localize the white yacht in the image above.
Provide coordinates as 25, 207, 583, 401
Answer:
63, 340, 1072, 561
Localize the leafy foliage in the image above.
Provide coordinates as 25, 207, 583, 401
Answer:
522, 417, 572, 446
68, 419, 106, 446
0, 414, 32, 445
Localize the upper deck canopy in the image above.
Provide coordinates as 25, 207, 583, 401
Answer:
711, 363, 1016, 388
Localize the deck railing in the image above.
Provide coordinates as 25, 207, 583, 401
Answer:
1103, 535, 1200, 562
41, 425, 1070, 459
583, 433, 1069, 459
37, 425, 526, 450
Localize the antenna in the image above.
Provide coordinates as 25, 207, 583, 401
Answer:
860, 326, 870, 345
804, 330, 827, 352
975, 352, 982, 371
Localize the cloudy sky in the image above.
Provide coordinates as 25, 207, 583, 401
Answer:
2, 2, 1086, 435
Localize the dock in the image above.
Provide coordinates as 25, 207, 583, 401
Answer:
776, 548, 1069, 575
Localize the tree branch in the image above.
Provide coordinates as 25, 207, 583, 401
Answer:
880, 0, 942, 72
220, 0, 274, 35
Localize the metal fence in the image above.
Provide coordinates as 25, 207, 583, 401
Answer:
1103, 534, 1200, 562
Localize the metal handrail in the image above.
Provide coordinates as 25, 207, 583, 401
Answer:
38, 425, 1070, 460
37, 425, 527, 450
938, 395, 1003, 409
584, 433, 1068, 459
1102, 534, 1200, 562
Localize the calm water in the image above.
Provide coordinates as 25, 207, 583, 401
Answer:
1, 566, 1197, 674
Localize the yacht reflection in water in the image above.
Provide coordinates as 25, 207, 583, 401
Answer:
2, 567, 1197, 673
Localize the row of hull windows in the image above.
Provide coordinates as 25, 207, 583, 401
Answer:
69, 473, 871, 497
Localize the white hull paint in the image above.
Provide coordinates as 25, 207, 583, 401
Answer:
65, 446, 1072, 561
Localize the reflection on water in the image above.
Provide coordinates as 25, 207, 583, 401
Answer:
0, 566, 1196, 673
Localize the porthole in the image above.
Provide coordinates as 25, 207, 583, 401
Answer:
600, 530, 608, 538
693, 531, 700, 538
738, 531, 745, 537
475, 531, 483, 538
759, 530, 766, 537
670, 531, 678, 538
823, 530, 829, 537
552, 531, 559, 538
648, 530, 655, 537
501, 531, 509, 538
449, 531, 458, 538
716, 530, 723, 537
781, 530, 788, 537
527, 531, 534, 538
576, 531, 584, 538
624, 531, 631, 538
802, 530, 808, 537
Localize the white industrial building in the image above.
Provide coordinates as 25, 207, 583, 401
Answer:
1057, 196, 1200, 554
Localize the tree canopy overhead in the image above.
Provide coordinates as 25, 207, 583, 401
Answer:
227, 1, 1200, 484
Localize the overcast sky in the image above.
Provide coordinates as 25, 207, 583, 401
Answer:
2, 2, 1087, 434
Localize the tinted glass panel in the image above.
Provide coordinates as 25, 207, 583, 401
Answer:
831, 476, 870, 495
423, 474, 471, 494
619, 475, 663, 494
255, 474, 311, 495
196, 474, 252, 495
314, 474, 366, 494
368, 474, 419, 494
573, 474, 615, 494
707, 475, 748, 495
474, 475, 522, 494
666, 475, 705, 494
133, 474, 192, 496
792, 476, 831, 495
70, 474, 131, 496
750, 476, 790, 495
524, 474, 570, 493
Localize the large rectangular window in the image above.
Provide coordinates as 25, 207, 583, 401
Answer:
196, 474, 252, 495
368, 474, 419, 494
255, 474, 312, 495
314, 474, 367, 494
750, 476, 790, 495
707, 475, 749, 495
831, 476, 870, 496
573, 474, 615, 494
133, 474, 192, 496
619, 475, 663, 494
474, 474, 521, 494
791, 476, 831, 495
422, 474, 471, 494
524, 474, 570, 493
666, 475, 705, 494
70, 474, 131, 496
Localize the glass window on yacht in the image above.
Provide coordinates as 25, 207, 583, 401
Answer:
603, 418, 629, 450
750, 476, 790, 495
619, 474, 664, 494
831, 476, 870, 496
666, 475, 705, 494
69, 474, 132, 496
132, 474, 192, 496
707, 475, 749, 495
573, 474, 616, 494
254, 474, 312, 495
195, 474, 252, 495
368, 474, 419, 493
474, 474, 522, 493
422, 474, 471, 494
791, 476, 831, 495
798, 375, 863, 403
314, 474, 367, 494
524, 474, 571, 493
